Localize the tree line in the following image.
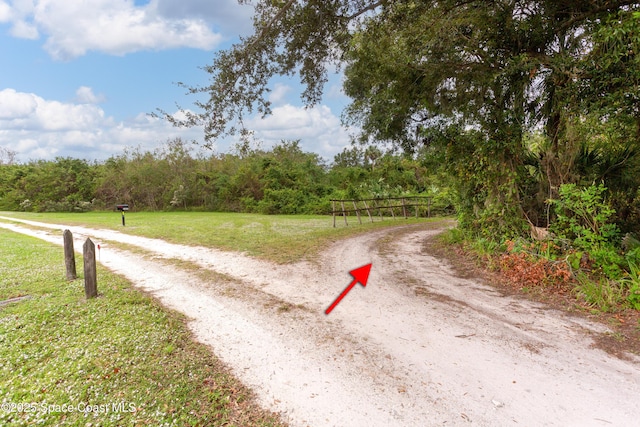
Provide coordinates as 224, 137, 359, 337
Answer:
0, 138, 453, 215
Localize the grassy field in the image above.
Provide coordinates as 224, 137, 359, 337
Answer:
0, 228, 285, 427
0, 211, 433, 263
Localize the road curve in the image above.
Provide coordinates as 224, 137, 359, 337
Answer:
1, 217, 639, 427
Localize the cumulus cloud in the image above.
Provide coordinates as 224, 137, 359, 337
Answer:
0, 88, 353, 162
248, 104, 352, 159
75, 86, 105, 104
269, 83, 292, 105
0, 88, 204, 161
0, 88, 38, 119
156, 0, 253, 35
0, 2, 11, 22
2, 0, 224, 60
10, 19, 38, 39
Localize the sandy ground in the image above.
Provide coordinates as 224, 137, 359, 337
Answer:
1, 216, 640, 427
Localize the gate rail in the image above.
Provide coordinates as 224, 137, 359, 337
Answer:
330, 196, 431, 227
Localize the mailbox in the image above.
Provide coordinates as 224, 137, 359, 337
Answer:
116, 204, 129, 211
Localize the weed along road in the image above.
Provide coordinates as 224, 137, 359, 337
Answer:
1, 216, 640, 426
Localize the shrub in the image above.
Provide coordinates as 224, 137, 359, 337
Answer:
551, 183, 619, 250
19, 199, 32, 211
622, 261, 640, 310
575, 272, 629, 312
257, 188, 308, 214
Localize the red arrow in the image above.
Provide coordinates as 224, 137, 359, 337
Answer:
325, 263, 372, 315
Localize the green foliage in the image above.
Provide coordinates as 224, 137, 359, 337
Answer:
0, 229, 284, 427
258, 188, 309, 214
0, 139, 442, 215
578, 10, 640, 120
0, 157, 97, 212
575, 273, 627, 313
149, 0, 640, 248
550, 183, 626, 279
626, 246, 640, 266
439, 227, 468, 245
551, 184, 619, 249
623, 261, 640, 310
438, 128, 528, 239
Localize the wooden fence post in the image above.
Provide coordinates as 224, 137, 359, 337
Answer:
63, 229, 77, 281
374, 199, 383, 220
83, 238, 98, 299
363, 199, 373, 222
353, 200, 362, 224
340, 201, 348, 226
332, 200, 336, 228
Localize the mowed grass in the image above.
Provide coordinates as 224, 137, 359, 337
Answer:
0, 229, 285, 427
0, 211, 432, 263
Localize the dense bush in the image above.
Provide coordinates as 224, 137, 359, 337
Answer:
0, 138, 441, 216
0, 158, 98, 212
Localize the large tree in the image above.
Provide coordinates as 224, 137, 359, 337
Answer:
167, 0, 640, 236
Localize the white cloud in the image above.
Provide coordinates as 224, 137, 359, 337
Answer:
248, 104, 353, 159
2, 0, 224, 59
9, 19, 38, 38
0, 88, 38, 119
269, 83, 292, 105
0, 2, 12, 22
75, 86, 105, 104
0, 89, 353, 163
155, 0, 253, 35
0, 88, 109, 131
0, 88, 204, 161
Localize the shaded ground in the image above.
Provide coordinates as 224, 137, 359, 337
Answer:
1, 216, 639, 426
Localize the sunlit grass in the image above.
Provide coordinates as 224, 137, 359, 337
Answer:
0, 229, 284, 426
0, 211, 440, 263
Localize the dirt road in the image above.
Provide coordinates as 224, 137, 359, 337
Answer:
1, 217, 639, 426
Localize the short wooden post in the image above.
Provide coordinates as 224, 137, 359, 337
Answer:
63, 229, 76, 280
353, 200, 362, 224
388, 198, 396, 219
402, 198, 408, 219
83, 238, 98, 299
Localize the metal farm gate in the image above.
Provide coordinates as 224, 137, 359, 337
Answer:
330, 196, 432, 227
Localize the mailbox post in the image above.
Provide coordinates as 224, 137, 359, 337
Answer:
116, 204, 129, 226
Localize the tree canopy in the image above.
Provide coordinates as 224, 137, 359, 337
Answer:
167, 0, 640, 237
162, 0, 389, 143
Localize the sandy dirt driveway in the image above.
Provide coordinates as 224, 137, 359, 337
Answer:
1, 217, 640, 427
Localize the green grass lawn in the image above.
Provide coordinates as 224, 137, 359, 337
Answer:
0, 211, 436, 263
0, 228, 284, 427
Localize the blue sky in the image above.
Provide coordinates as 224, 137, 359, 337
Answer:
0, 0, 352, 162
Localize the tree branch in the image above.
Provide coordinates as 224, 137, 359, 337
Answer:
557, 0, 638, 33
251, 0, 298, 46
345, 0, 388, 20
